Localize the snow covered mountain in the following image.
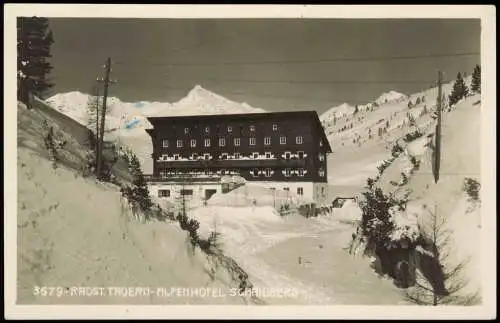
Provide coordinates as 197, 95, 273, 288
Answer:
373, 90, 408, 106
320, 91, 408, 125
46, 85, 266, 173
320, 103, 356, 122
47, 85, 266, 132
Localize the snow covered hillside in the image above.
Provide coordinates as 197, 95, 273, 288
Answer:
46, 85, 266, 173
16, 100, 258, 305
323, 78, 472, 200
317, 76, 482, 303
371, 93, 482, 300
188, 205, 407, 305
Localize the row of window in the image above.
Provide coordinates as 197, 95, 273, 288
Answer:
159, 169, 240, 177
162, 135, 303, 148
250, 168, 324, 178
180, 124, 280, 135
156, 167, 324, 178
158, 151, 318, 161
158, 185, 307, 197
158, 189, 193, 198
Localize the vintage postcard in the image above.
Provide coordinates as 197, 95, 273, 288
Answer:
4, 4, 496, 320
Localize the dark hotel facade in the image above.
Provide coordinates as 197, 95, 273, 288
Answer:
145, 111, 332, 204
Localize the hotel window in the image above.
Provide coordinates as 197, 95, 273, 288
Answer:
162, 139, 169, 148
177, 140, 183, 148
251, 168, 259, 177
284, 187, 290, 191
284, 152, 291, 160
273, 124, 278, 131
219, 137, 226, 147
221, 153, 228, 160
280, 136, 287, 145
204, 153, 211, 160
184, 127, 189, 134
252, 152, 259, 159
265, 152, 272, 159
173, 154, 180, 160
264, 137, 271, 146
249, 137, 256, 146
204, 138, 211, 147
250, 125, 256, 132
234, 152, 241, 159
319, 169, 325, 177
192, 153, 198, 160
190, 139, 196, 147
158, 189, 170, 198
284, 168, 291, 177
296, 136, 303, 144
298, 169, 305, 177
205, 126, 210, 134
298, 151, 305, 159
297, 187, 303, 195
227, 126, 233, 133
234, 137, 241, 146
319, 153, 325, 161
180, 189, 193, 196
265, 168, 272, 177
159, 171, 167, 179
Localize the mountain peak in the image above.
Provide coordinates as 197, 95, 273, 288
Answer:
186, 84, 216, 99
375, 90, 407, 105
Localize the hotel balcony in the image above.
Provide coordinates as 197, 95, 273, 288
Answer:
156, 158, 307, 169
144, 174, 222, 183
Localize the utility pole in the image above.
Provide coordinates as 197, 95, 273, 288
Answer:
433, 71, 443, 184
96, 57, 117, 179
93, 84, 100, 171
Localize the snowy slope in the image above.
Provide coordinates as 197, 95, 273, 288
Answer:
324, 77, 472, 200
189, 205, 406, 305
373, 93, 482, 299
46, 85, 266, 173
320, 103, 356, 121
16, 102, 258, 305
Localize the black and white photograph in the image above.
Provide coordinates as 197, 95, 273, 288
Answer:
4, 4, 496, 320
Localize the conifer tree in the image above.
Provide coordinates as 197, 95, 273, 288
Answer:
17, 16, 54, 103
448, 72, 469, 106
471, 65, 481, 94
405, 205, 480, 305
129, 154, 153, 212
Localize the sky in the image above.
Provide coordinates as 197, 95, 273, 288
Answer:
46, 18, 480, 114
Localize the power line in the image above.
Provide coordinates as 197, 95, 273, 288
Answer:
113, 75, 457, 105
113, 74, 442, 85
114, 83, 374, 104
113, 51, 479, 67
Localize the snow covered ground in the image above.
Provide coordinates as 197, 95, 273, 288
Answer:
34, 75, 484, 306
190, 205, 406, 305
16, 102, 258, 305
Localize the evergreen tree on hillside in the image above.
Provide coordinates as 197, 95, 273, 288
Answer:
448, 72, 469, 107
17, 16, 54, 104
471, 65, 481, 94
353, 105, 359, 115
129, 154, 153, 212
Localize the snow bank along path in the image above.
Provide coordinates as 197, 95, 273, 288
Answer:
16, 104, 254, 305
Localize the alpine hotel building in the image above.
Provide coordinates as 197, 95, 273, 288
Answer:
145, 111, 332, 205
